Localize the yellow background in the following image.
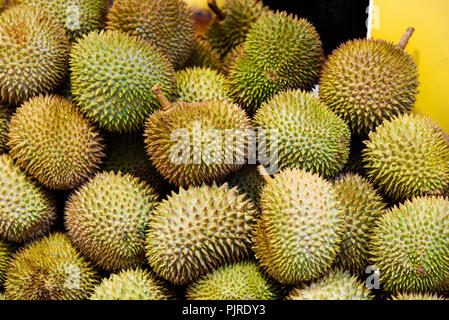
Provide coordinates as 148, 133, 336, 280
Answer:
371, 0, 449, 133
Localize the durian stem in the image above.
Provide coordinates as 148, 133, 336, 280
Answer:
397, 27, 415, 51
152, 85, 172, 111
258, 165, 273, 183
208, 0, 226, 21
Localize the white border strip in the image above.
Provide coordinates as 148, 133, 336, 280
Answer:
366, 0, 374, 39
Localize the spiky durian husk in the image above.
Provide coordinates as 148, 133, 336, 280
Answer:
91, 268, 174, 300
286, 269, 373, 300
185, 36, 223, 72
174, 67, 232, 103
319, 39, 419, 136
144, 100, 253, 187
229, 12, 324, 111
370, 196, 449, 294
0, 106, 12, 153
0, 240, 12, 285
0, 5, 70, 105
70, 30, 175, 133
254, 168, 343, 284
222, 43, 245, 75
106, 0, 194, 69
10, 0, 108, 41
363, 114, 449, 201
205, 0, 271, 57
0, 154, 56, 242
186, 261, 283, 300
8, 95, 105, 190
145, 183, 258, 285
65, 171, 159, 272
253, 90, 351, 178
228, 165, 265, 210
0, 0, 4, 12
4, 233, 99, 300
333, 173, 386, 275
392, 292, 446, 300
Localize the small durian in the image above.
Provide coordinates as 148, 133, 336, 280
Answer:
222, 43, 245, 75
91, 268, 174, 300
185, 35, 223, 72
65, 171, 160, 272
145, 183, 258, 285
0, 106, 12, 153
8, 95, 105, 190
4, 233, 99, 300
228, 165, 265, 209
186, 261, 284, 300
0, 240, 12, 285
0, 154, 56, 242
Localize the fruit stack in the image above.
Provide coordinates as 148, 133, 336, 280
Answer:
0, 0, 448, 301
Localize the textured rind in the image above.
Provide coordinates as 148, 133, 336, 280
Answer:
392, 292, 446, 300
254, 168, 344, 284
230, 12, 324, 111
103, 133, 165, 192
70, 30, 175, 132
144, 100, 253, 187
0, 106, 12, 153
0, 0, 4, 11
65, 171, 160, 272
0, 5, 70, 105
106, 0, 194, 69
8, 95, 105, 190
228, 165, 265, 209
363, 113, 449, 201
10, 0, 108, 41
0, 154, 56, 242
174, 67, 232, 103
4, 233, 99, 300
253, 90, 351, 178
91, 268, 174, 300
286, 269, 373, 300
205, 0, 271, 57
319, 39, 419, 135
0, 240, 11, 285
0, 292, 4, 300
370, 197, 449, 294
333, 173, 386, 275
145, 183, 258, 285
185, 36, 223, 72
186, 261, 283, 300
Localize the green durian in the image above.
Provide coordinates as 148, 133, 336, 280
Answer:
222, 43, 245, 75
185, 35, 223, 72
228, 165, 265, 209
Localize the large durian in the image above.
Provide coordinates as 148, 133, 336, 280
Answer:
8, 95, 105, 190
70, 30, 175, 132
65, 171, 160, 272
145, 183, 258, 285
0, 5, 70, 105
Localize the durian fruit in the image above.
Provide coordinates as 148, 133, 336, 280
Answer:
0, 5, 70, 105
0, 154, 56, 242
229, 12, 324, 111
205, 0, 271, 57
145, 183, 258, 285
70, 30, 175, 132
186, 261, 283, 300
144, 86, 253, 187
333, 173, 386, 275
185, 36, 223, 72
0, 106, 12, 153
8, 95, 105, 190
370, 196, 449, 294
392, 292, 446, 300
9, 0, 108, 41
253, 90, 351, 178
0, 0, 4, 12
106, 0, 194, 69
0, 240, 12, 285
91, 268, 174, 300
363, 113, 449, 201
286, 269, 373, 300
65, 171, 159, 272
228, 165, 265, 209
222, 43, 245, 75
103, 133, 165, 192
4, 233, 99, 300
253, 167, 343, 284
319, 28, 419, 135
174, 67, 232, 103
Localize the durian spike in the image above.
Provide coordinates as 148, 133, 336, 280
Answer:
152, 85, 172, 111
208, 0, 226, 21
257, 165, 273, 183
397, 27, 415, 51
